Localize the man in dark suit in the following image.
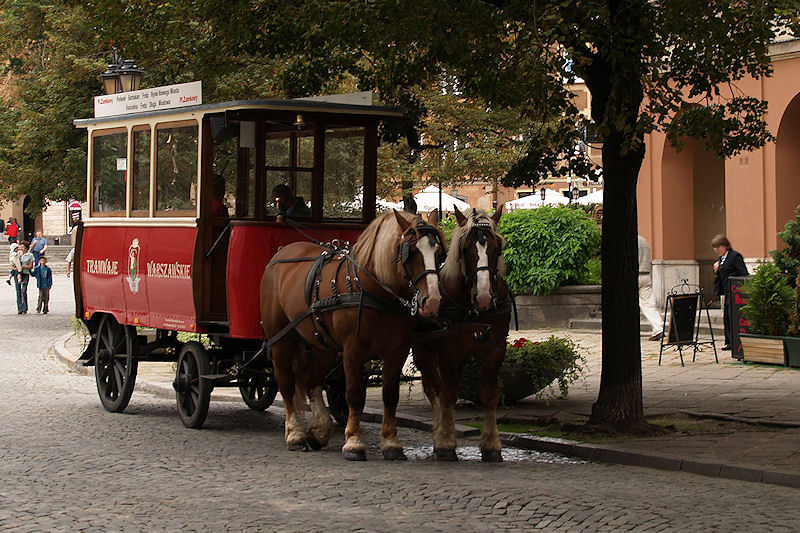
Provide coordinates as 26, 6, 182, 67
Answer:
712, 234, 749, 350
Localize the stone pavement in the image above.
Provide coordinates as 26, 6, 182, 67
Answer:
55, 326, 800, 489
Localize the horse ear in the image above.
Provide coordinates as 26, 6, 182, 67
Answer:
492, 204, 503, 224
393, 209, 412, 231
453, 208, 467, 227
427, 208, 440, 227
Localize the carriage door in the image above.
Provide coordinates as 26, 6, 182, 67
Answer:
200, 115, 256, 322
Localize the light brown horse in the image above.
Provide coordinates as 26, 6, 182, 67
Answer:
260, 210, 445, 460
413, 206, 510, 461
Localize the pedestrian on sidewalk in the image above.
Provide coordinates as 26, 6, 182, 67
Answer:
65, 247, 75, 277
16, 240, 34, 314
32, 256, 52, 314
6, 218, 19, 244
30, 231, 47, 265
712, 234, 749, 350
638, 235, 664, 341
8, 242, 20, 286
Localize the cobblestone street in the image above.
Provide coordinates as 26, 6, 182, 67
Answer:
2, 278, 800, 531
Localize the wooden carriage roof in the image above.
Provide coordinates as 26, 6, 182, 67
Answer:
73, 98, 404, 128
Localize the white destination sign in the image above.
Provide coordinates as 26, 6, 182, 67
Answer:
94, 81, 203, 118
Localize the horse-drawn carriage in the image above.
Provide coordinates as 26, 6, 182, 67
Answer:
74, 83, 512, 461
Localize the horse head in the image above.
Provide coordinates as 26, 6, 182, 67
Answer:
392, 209, 446, 317
450, 206, 504, 312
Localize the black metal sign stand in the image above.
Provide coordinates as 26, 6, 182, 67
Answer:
658, 280, 718, 366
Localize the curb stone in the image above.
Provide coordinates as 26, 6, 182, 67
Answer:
505, 434, 800, 489
53, 335, 800, 489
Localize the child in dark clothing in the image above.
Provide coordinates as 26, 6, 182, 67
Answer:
32, 256, 52, 314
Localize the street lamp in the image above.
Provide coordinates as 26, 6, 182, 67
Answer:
540, 187, 547, 203
101, 51, 144, 95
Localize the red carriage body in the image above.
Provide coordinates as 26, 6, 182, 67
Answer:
73, 87, 402, 425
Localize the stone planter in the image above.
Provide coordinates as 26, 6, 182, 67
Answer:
458, 362, 559, 406
781, 337, 800, 368
512, 285, 601, 329
740, 333, 786, 366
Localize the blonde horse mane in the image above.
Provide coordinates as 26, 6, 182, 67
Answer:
440, 207, 502, 286
352, 211, 413, 291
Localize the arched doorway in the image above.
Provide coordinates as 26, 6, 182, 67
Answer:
775, 92, 800, 244
693, 146, 726, 303
22, 196, 35, 242
660, 137, 725, 303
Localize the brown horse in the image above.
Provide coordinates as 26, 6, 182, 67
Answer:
413, 206, 510, 461
260, 210, 445, 460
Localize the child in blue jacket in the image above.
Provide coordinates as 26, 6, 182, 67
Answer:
32, 256, 52, 314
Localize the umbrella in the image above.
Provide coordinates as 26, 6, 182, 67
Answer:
504, 189, 569, 211
577, 189, 603, 205
413, 185, 471, 212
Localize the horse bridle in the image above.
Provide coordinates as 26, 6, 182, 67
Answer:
462, 217, 502, 310
394, 217, 445, 315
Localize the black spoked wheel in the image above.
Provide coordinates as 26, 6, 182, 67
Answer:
239, 367, 278, 411
94, 315, 138, 413
174, 341, 211, 429
325, 382, 349, 426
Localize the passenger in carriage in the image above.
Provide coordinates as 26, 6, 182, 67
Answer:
211, 174, 230, 219
272, 184, 310, 219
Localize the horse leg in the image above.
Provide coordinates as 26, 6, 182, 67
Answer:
273, 339, 307, 451
379, 354, 407, 461
413, 347, 450, 459
432, 352, 463, 461
306, 385, 333, 450
479, 354, 504, 462
342, 352, 367, 461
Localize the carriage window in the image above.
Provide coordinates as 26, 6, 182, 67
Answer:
264, 129, 314, 219
131, 127, 150, 215
266, 137, 290, 167
91, 130, 127, 215
212, 128, 238, 218
156, 122, 198, 215
323, 127, 364, 219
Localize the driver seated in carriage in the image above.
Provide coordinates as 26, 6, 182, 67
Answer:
272, 184, 310, 219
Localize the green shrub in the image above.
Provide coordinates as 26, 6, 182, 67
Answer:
498, 206, 601, 294
742, 262, 793, 336
771, 205, 800, 287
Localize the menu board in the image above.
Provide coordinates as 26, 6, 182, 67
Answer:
728, 276, 752, 360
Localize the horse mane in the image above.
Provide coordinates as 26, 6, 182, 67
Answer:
352, 211, 414, 291
441, 207, 504, 286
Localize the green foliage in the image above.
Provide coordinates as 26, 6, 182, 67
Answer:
459, 336, 586, 407
742, 262, 794, 336
771, 205, 800, 288
499, 206, 601, 294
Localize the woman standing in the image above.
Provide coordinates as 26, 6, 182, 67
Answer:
16, 241, 34, 314
712, 234, 749, 351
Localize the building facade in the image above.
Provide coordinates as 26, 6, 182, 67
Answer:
639, 38, 800, 308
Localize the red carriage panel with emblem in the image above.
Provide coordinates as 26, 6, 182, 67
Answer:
81, 226, 199, 331
226, 223, 364, 338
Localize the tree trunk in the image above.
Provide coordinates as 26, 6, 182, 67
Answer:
589, 130, 647, 428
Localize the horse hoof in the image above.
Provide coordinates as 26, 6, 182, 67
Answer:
481, 449, 503, 462
306, 435, 326, 451
343, 449, 367, 461
434, 448, 458, 461
382, 448, 407, 461
287, 442, 308, 452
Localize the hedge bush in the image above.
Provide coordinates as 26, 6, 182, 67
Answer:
498, 206, 601, 295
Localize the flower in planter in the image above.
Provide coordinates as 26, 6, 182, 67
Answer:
459, 336, 586, 406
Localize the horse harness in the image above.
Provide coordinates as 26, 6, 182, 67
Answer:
262, 217, 444, 353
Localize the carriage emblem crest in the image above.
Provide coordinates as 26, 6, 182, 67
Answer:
127, 238, 141, 293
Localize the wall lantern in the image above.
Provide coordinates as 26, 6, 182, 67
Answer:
101, 51, 144, 95
540, 187, 547, 202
